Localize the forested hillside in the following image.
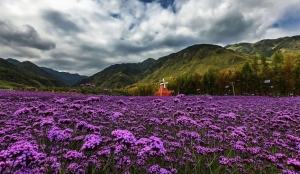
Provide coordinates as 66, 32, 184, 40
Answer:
0, 58, 61, 89
226, 35, 300, 57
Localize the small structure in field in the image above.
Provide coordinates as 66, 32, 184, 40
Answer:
103, 88, 109, 94
70, 88, 77, 92
155, 78, 171, 96
20, 87, 37, 91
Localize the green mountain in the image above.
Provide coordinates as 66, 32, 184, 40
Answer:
142, 44, 253, 82
225, 35, 300, 57
76, 44, 253, 88
6, 58, 21, 65
41, 67, 88, 86
0, 58, 62, 89
18, 61, 67, 86
75, 58, 156, 88
5, 58, 87, 86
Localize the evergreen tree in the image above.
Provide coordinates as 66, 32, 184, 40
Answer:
252, 56, 259, 73
271, 51, 284, 94
282, 54, 296, 95
202, 67, 219, 95
293, 55, 300, 95
240, 62, 255, 93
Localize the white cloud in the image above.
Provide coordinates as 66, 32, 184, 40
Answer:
0, 0, 299, 76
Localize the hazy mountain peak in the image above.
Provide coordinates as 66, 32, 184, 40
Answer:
6, 58, 21, 65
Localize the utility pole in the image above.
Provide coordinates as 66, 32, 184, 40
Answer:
231, 82, 235, 96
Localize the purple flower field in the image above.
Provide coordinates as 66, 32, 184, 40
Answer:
1, 91, 300, 174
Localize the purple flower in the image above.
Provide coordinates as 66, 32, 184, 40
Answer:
272, 131, 281, 137
13, 168, 34, 174
173, 110, 186, 117
111, 129, 136, 146
264, 155, 277, 162
44, 156, 60, 173
116, 156, 131, 170
0, 141, 46, 168
246, 147, 261, 155
13, 107, 30, 116
109, 112, 124, 121
219, 156, 230, 165
117, 99, 127, 105
58, 118, 72, 124
234, 141, 246, 151
173, 98, 180, 103
86, 96, 100, 102
218, 112, 236, 119
147, 164, 171, 174
40, 117, 55, 127
66, 163, 85, 174
76, 121, 88, 129
275, 153, 286, 159
55, 98, 67, 104
159, 168, 172, 174
148, 164, 160, 173
97, 146, 111, 158
47, 127, 73, 142
176, 116, 198, 126
81, 134, 101, 152
63, 150, 83, 161
282, 169, 298, 174
286, 134, 300, 142
177, 94, 185, 97
70, 103, 83, 110
138, 136, 166, 156
194, 146, 221, 155
287, 158, 300, 168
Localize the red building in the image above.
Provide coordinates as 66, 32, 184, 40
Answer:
155, 78, 171, 96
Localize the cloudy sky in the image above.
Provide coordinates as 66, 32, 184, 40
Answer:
0, 0, 300, 76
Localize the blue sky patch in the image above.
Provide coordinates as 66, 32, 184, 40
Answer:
139, 0, 176, 13
271, 8, 300, 29
110, 13, 121, 19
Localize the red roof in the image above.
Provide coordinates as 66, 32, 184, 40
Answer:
155, 84, 171, 96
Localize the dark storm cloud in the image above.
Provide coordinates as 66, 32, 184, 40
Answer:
113, 34, 196, 57
43, 10, 83, 33
159, 35, 197, 48
203, 11, 256, 44
0, 20, 56, 51
114, 42, 150, 55
79, 45, 112, 58
0, 45, 40, 58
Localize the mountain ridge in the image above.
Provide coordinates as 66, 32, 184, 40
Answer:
0, 58, 63, 88
40, 67, 88, 86
76, 44, 254, 88
5, 58, 87, 86
18, 61, 67, 86
75, 58, 156, 88
225, 35, 300, 57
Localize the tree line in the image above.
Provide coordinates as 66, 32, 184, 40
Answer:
128, 52, 300, 96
